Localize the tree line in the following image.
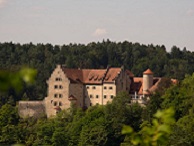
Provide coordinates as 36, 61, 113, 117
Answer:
0, 40, 194, 145
0, 40, 194, 105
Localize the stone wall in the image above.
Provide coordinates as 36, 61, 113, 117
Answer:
18, 101, 45, 118
102, 83, 116, 105
69, 83, 84, 107
85, 84, 103, 106
116, 69, 131, 94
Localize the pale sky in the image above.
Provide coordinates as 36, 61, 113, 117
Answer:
0, 0, 194, 51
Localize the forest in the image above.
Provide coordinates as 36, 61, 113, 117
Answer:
0, 40, 194, 145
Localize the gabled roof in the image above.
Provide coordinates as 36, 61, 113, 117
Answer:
104, 68, 122, 83
130, 77, 143, 95
130, 77, 160, 95
83, 69, 107, 84
61, 67, 125, 84
62, 68, 83, 83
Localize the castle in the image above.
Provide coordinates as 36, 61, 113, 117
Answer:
18, 65, 171, 118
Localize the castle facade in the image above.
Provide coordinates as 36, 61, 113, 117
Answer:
18, 65, 168, 118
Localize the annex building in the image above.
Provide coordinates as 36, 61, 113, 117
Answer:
18, 65, 175, 118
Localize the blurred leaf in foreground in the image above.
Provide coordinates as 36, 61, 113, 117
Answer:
121, 108, 175, 146
0, 67, 37, 92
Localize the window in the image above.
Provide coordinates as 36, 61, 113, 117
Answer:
96, 95, 99, 98
54, 85, 58, 89
90, 103, 92, 106
59, 94, 63, 98
110, 95, 114, 99
55, 78, 62, 81
109, 86, 113, 90
59, 102, 62, 106
104, 86, 107, 89
92, 86, 96, 89
54, 101, 57, 106
86, 86, 89, 89
104, 95, 107, 99
59, 85, 63, 89
90, 95, 93, 98
54, 94, 57, 98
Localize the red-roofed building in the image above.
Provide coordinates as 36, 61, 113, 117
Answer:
44, 65, 131, 117
19, 66, 177, 118
129, 68, 177, 105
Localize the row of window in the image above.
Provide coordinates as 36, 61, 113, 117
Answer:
54, 94, 63, 98
54, 85, 63, 89
55, 78, 62, 81
89, 95, 114, 99
52, 101, 62, 106
86, 86, 113, 90
104, 86, 113, 89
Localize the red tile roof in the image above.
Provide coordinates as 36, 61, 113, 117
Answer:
130, 77, 143, 94
143, 69, 153, 75
130, 77, 160, 95
61, 67, 125, 84
83, 69, 107, 84
104, 68, 122, 83
62, 68, 83, 83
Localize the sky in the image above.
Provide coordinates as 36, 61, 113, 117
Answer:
0, 0, 194, 51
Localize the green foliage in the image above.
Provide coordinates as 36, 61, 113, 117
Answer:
162, 73, 194, 120
0, 67, 37, 92
79, 117, 108, 146
122, 108, 175, 146
0, 104, 19, 144
1, 41, 194, 145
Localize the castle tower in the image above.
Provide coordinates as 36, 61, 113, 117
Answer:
143, 69, 153, 95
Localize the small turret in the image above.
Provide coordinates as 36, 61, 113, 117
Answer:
143, 69, 153, 95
